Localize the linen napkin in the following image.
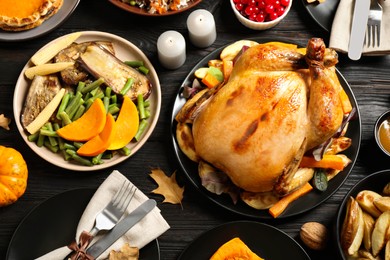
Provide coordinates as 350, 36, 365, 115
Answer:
36, 170, 170, 260
329, 0, 390, 56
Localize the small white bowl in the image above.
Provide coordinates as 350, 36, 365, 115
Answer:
230, 0, 292, 30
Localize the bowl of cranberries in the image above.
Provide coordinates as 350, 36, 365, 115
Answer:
230, 0, 292, 30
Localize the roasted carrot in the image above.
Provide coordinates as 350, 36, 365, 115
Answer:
299, 154, 346, 171
269, 183, 313, 218
202, 72, 221, 89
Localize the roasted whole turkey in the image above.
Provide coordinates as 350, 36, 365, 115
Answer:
176, 38, 349, 200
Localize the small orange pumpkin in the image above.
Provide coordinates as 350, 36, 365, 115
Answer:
0, 145, 28, 207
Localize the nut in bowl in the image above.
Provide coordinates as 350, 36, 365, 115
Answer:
374, 110, 390, 157
230, 0, 292, 30
336, 170, 390, 259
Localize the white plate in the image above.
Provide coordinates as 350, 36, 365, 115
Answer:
13, 31, 161, 171
0, 0, 80, 42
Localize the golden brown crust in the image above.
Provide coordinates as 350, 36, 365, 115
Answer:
0, 0, 63, 31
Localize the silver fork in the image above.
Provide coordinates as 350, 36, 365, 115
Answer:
365, 0, 383, 47
89, 181, 137, 236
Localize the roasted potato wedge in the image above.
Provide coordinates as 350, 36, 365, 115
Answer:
362, 211, 375, 251
371, 211, 390, 257
341, 196, 365, 255
374, 196, 390, 212
240, 191, 279, 210
358, 249, 381, 260
176, 122, 199, 162
220, 40, 259, 61
356, 190, 383, 218
383, 183, 390, 196
325, 137, 352, 155
385, 239, 390, 260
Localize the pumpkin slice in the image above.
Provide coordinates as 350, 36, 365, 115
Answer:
107, 96, 139, 150
77, 113, 115, 157
210, 237, 264, 260
57, 98, 106, 142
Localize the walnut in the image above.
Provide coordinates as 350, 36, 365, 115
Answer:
300, 222, 329, 250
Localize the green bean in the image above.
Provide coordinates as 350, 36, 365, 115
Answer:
108, 104, 120, 115
63, 143, 76, 150
92, 153, 103, 165
72, 105, 86, 121
125, 60, 144, 67
44, 140, 59, 153
44, 122, 58, 147
76, 81, 86, 93
40, 128, 58, 138
120, 78, 134, 96
144, 109, 150, 119
53, 123, 65, 150
81, 78, 105, 94
62, 150, 72, 161
105, 87, 112, 97
134, 119, 148, 141
103, 96, 110, 113
37, 132, 45, 147
65, 91, 83, 115
59, 111, 72, 126
137, 94, 146, 119
143, 100, 150, 107
73, 142, 84, 149
120, 146, 131, 156
85, 92, 104, 105
66, 149, 93, 166
111, 94, 117, 104
56, 93, 70, 120
138, 66, 149, 75
28, 132, 39, 142
101, 152, 113, 159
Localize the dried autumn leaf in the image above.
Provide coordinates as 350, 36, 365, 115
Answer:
150, 168, 184, 206
0, 114, 11, 130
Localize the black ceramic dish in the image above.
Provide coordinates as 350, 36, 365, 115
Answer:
335, 170, 390, 259
6, 188, 159, 260
178, 221, 310, 259
171, 38, 362, 219
301, 0, 339, 31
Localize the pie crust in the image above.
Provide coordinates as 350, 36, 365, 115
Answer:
0, 0, 63, 31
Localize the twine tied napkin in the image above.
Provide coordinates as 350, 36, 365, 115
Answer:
329, 0, 390, 56
36, 170, 170, 260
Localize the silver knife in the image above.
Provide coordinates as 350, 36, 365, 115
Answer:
86, 199, 156, 258
348, 0, 370, 60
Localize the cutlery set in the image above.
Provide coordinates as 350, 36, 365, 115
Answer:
348, 0, 383, 60
66, 182, 155, 259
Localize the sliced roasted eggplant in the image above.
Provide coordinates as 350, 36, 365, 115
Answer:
21, 75, 62, 129
54, 41, 114, 85
78, 43, 151, 101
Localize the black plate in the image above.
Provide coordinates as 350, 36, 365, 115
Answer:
178, 221, 310, 259
6, 188, 159, 260
302, 0, 339, 31
171, 38, 361, 219
335, 170, 390, 259
0, 0, 80, 42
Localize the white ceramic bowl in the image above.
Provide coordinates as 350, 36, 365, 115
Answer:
230, 0, 292, 30
13, 31, 161, 171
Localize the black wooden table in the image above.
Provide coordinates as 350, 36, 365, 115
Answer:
0, 0, 389, 259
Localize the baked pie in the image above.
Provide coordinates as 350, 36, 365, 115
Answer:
0, 0, 63, 31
